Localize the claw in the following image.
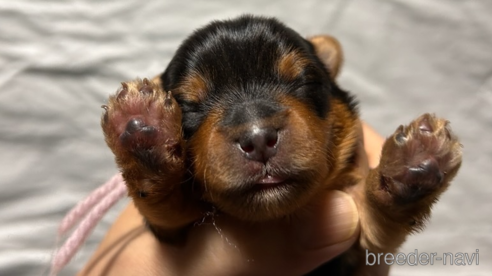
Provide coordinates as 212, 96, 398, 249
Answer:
395, 125, 407, 144
118, 82, 129, 99
444, 123, 452, 140
139, 79, 153, 94
418, 115, 433, 134
121, 82, 129, 90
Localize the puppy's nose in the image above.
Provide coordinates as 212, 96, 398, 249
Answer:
238, 126, 278, 163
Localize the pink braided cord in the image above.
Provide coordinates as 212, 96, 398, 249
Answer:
50, 173, 127, 276
58, 173, 124, 235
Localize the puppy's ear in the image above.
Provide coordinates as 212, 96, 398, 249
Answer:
308, 35, 343, 79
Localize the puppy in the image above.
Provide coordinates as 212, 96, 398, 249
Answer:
101, 15, 462, 275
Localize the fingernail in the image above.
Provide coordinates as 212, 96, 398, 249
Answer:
300, 190, 359, 250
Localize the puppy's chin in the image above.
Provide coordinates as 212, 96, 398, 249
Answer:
206, 175, 323, 221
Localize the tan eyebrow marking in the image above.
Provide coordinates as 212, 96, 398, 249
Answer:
177, 71, 208, 102
277, 50, 310, 81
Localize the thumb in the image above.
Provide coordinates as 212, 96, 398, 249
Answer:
293, 190, 360, 270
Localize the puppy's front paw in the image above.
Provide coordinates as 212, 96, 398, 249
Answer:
375, 114, 462, 206
101, 78, 185, 196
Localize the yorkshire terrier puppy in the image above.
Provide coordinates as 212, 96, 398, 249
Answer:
101, 15, 462, 275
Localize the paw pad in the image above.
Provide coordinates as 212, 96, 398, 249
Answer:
379, 113, 462, 204
101, 78, 183, 158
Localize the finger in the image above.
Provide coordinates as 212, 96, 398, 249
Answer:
362, 122, 385, 168
293, 190, 360, 271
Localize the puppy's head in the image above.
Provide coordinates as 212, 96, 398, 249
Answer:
161, 15, 348, 220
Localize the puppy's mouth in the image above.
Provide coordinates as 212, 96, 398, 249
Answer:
255, 174, 287, 189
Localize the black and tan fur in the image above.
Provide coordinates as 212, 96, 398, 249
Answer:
101, 16, 462, 275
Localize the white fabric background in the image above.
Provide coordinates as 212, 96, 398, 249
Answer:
1, 0, 491, 275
